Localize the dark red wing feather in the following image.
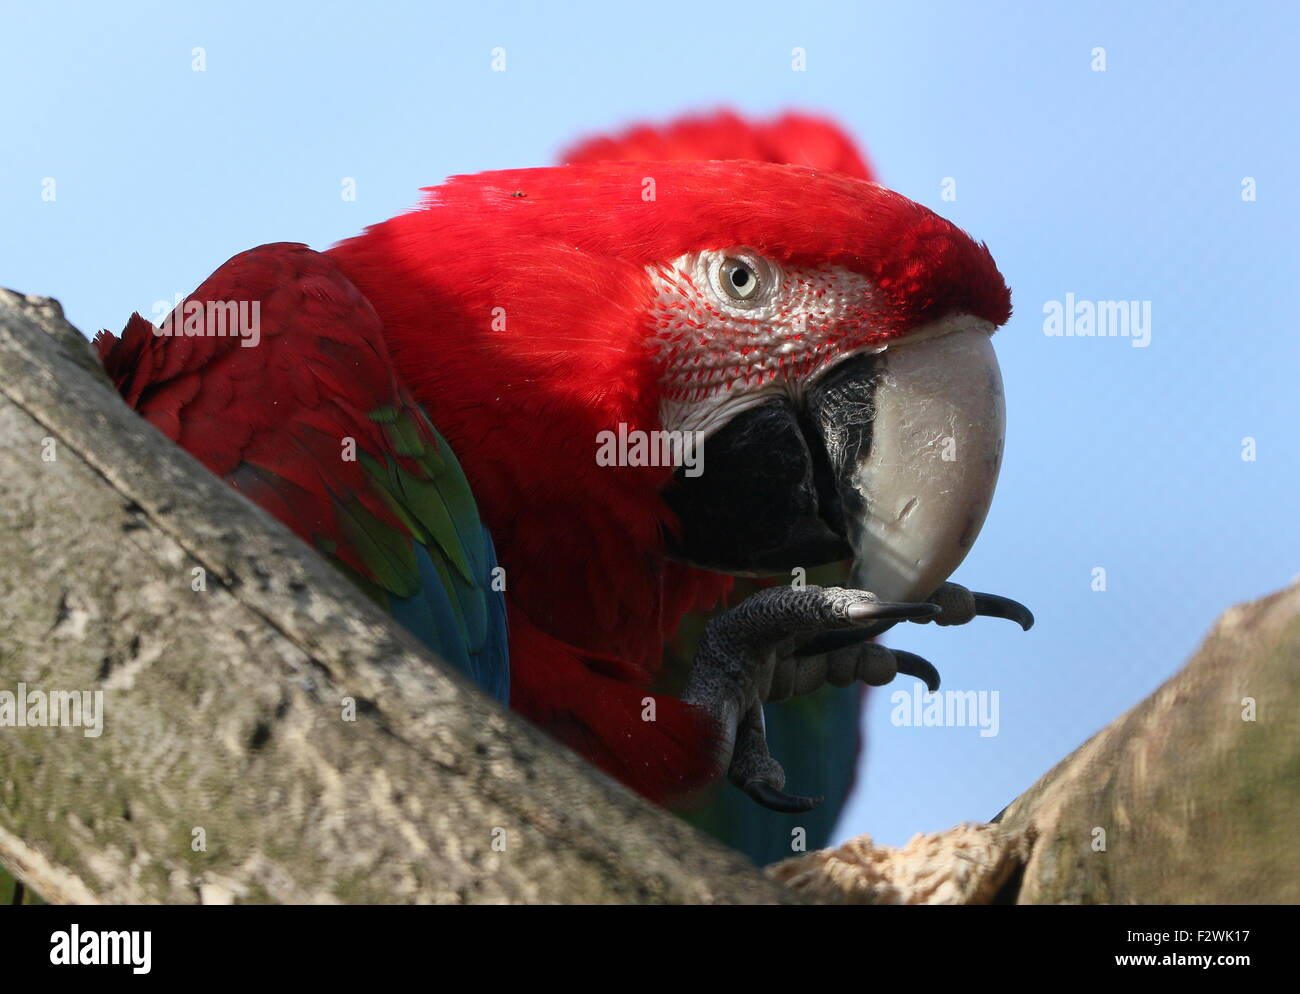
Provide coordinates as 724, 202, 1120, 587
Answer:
96, 242, 410, 578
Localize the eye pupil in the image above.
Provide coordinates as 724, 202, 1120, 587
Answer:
719, 257, 763, 303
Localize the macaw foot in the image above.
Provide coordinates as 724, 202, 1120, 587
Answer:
682, 585, 940, 813
725, 636, 947, 812
919, 581, 1035, 631
685, 582, 1035, 813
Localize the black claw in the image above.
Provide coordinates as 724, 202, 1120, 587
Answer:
972, 592, 1035, 631
847, 600, 943, 623
745, 780, 822, 814
892, 650, 941, 693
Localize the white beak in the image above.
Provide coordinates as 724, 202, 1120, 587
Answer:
844, 314, 1006, 603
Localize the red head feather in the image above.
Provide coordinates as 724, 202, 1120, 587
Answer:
562, 109, 876, 181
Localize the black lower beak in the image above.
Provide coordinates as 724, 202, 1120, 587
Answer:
662, 354, 881, 575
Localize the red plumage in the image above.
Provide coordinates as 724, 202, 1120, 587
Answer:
562, 109, 876, 181
97, 244, 440, 585
98, 111, 1011, 804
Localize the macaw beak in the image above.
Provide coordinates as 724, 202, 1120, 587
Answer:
662, 313, 1005, 600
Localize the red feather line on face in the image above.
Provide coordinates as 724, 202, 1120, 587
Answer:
646, 260, 883, 406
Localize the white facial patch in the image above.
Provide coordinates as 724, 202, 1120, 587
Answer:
647, 250, 885, 439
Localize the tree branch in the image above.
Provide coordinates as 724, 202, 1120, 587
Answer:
0, 289, 790, 905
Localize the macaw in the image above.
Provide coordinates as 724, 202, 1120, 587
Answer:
96, 110, 1031, 861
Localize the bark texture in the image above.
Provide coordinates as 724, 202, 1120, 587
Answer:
0, 289, 790, 905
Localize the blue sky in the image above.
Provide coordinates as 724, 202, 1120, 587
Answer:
3, 0, 1296, 849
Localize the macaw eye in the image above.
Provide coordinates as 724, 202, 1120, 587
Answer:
718, 256, 764, 304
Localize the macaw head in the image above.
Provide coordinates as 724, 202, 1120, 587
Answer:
331, 156, 1012, 619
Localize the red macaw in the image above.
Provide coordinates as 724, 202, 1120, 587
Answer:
96, 111, 1031, 850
